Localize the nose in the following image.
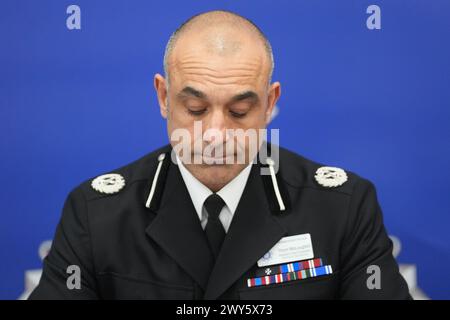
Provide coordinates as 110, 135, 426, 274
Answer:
204, 108, 229, 144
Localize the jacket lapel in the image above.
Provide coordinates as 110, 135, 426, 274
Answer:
145, 160, 214, 291
204, 163, 288, 299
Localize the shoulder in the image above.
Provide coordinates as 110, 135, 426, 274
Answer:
277, 145, 374, 197
71, 144, 172, 202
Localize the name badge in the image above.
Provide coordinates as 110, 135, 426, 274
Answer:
257, 233, 314, 267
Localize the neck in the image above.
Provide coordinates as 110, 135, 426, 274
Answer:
184, 163, 248, 192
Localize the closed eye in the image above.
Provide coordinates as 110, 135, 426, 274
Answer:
188, 109, 206, 116
230, 110, 247, 118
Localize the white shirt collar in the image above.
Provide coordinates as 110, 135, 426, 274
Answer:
176, 155, 252, 222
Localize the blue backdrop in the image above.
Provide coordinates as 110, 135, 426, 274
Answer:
1, 0, 449, 299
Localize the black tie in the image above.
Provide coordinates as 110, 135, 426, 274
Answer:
204, 194, 226, 259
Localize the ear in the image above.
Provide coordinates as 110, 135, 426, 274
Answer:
265, 81, 281, 125
154, 73, 169, 119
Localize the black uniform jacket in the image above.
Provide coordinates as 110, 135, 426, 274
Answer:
29, 144, 411, 299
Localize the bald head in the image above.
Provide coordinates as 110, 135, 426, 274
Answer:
163, 10, 274, 83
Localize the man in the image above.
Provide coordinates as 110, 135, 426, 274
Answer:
30, 10, 410, 299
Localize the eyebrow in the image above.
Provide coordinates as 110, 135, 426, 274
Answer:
177, 86, 207, 99
177, 86, 259, 104
228, 91, 259, 105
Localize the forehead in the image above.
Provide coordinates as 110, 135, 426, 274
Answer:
168, 34, 269, 91
173, 54, 264, 87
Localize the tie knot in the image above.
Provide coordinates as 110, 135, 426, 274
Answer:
204, 194, 225, 220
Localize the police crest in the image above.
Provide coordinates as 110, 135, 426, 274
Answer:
314, 166, 347, 188
91, 173, 125, 194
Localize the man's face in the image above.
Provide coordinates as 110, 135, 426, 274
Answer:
154, 30, 280, 191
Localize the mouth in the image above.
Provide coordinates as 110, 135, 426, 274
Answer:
203, 153, 234, 161
192, 153, 237, 165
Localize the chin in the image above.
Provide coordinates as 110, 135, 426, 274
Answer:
202, 164, 232, 178
201, 165, 239, 189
